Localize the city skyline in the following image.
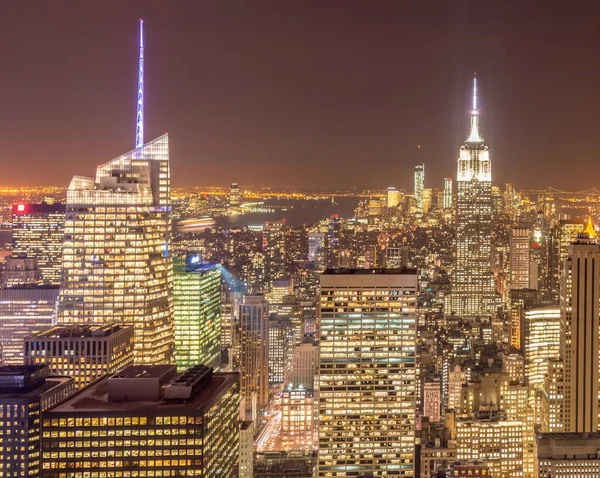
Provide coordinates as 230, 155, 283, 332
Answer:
1, 2, 600, 189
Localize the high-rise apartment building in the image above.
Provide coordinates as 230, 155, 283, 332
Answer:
239, 294, 269, 420
268, 315, 292, 386
414, 163, 425, 213
266, 278, 293, 313
57, 135, 174, 364
264, 220, 286, 287
326, 214, 341, 269
308, 232, 326, 271
24, 324, 134, 389
447, 364, 467, 411
451, 76, 496, 318
509, 288, 539, 352
423, 377, 442, 422
0, 287, 58, 365
0, 365, 74, 478
11, 201, 65, 286
173, 255, 221, 371
290, 333, 319, 389
281, 387, 317, 451
443, 178, 453, 209
509, 228, 532, 290
318, 269, 418, 477
524, 306, 560, 391
41, 365, 240, 477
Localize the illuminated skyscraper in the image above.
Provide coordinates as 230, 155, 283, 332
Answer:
11, 201, 65, 286
443, 178, 453, 209
318, 269, 417, 477
24, 324, 134, 389
229, 182, 241, 207
42, 365, 240, 477
561, 233, 600, 432
263, 220, 287, 287
173, 255, 221, 371
268, 315, 292, 386
387, 186, 402, 208
239, 294, 269, 420
239, 421, 254, 478
524, 306, 560, 391
0, 287, 58, 365
423, 377, 442, 422
308, 232, 326, 270
414, 163, 425, 213
509, 228, 532, 290
326, 214, 341, 268
57, 135, 174, 364
290, 333, 319, 389
451, 76, 495, 318
0, 365, 74, 478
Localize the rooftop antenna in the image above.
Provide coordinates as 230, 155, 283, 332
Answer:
135, 19, 144, 149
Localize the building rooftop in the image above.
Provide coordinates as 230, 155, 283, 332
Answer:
28, 324, 133, 339
48, 366, 239, 414
0, 365, 72, 397
323, 267, 417, 275
12, 202, 66, 215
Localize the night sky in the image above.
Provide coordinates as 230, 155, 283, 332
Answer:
1, 1, 600, 190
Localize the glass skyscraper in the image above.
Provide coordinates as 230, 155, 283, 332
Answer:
173, 255, 221, 371
57, 135, 174, 364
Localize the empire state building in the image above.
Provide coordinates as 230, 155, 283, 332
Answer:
450, 76, 496, 318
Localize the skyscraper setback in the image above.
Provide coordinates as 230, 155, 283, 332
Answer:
57, 135, 175, 364
451, 76, 496, 318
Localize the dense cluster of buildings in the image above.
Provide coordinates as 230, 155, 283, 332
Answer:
2, 21, 600, 478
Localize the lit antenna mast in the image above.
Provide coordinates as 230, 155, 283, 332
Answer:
472, 72, 478, 112
135, 19, 144, 149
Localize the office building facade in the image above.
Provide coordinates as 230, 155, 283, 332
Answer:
318, 269, 418, 477
41, 365, 240, 477
0, 287, 58, 365
173, 255, 221, 371
239, 294, 269, 420
24, 324, 134, 389
11, 201, 65, 286
0, 365, 74, 477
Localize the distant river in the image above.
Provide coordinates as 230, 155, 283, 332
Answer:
215, 197, 360, 228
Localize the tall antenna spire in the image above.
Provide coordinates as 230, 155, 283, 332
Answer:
135, 19, 144, 149
466, 72, 483, 143
472, 72, 477, 112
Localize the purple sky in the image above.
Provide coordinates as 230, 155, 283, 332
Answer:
1, 1, 600, 190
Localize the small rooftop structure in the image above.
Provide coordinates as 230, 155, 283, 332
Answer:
323, 267, 417, 275
29, 324, 131, 339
